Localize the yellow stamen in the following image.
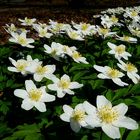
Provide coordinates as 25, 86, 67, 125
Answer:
18, 36, 27, 45
58, 79, 70, 89
115, 45, 125, 54
72, 110, 85, 121
72, 52, 81, 59
126, 63, 137, 72
81, 23, 89, 31
36, 65, 47, 75
131, 11, 138, 17
107, 68, 121, 78
99, 28, 109, 35
123, 36, 130, 41
29, 89, 42, 101
16, 60, 28, 71
98, 105, 118, 123
111, 16, 118, 23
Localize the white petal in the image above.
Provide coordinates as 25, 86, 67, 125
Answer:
9, 57, 17, 66
97, 73, 109, 79
85, 115, 101, 127
112, 78, 128, 86
97, 95, 112, 109
102, 124, 120, 139
41, 93, 55, 102
26, 44, 35, 48
107, 42, 116, 50
21, 99, 34, 110
70, 118, 81, 132
108, 50, 115, 54
60, 113, 70, 122
8, 67, 19, 72
117, 63, 126, 71
113, 103, 128, 116
69, 82, 83, 89
93, 65, 105, 73
25, 80, 36, 92
14, 89, 28, 99
34, 102, 46, 112
75, 103, 84, 111
33, 73, 43, 82
83, 101, 97, 115
57, 90, 65, 98
65, 89, 75, 95
47, 84, 58, 91
61, 74, 70, 81
113, 117, 138, 130
127, 72, 138, 84
63, 105, 73, 115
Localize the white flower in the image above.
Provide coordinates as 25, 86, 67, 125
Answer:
66, 29, 84, 41
9, 32, 34, 48
49, 19, 71, 34
93, 65, 128, 86
107, 42, 131, 60
44, 42, 64, 60
8, 57, 29, 75
48, 74, 83, 98
33, 64, 56, 82
96, 26, 116, 38
83, 95, 138, 139
72, 21, 96, 36
4, 23, 28, 34
25, 55, 42, 74
101, 14, 122, 28
116, 35, 137, 43
60, 103, 89, 132
124, 9, 140, 22
18, 17, 36, 26
117, 60, 140, 84
33, 24, 53, 38
70, 50, 89, 64
14, 80, 56, 112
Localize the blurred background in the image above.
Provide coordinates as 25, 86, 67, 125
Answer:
0, 0, 139, 44
0, 0, 139, 8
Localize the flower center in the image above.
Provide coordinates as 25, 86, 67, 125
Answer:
98, 105, 118, 124
58, 79, 70, 89
18, 36, 27, 45
81, 24, 89, 31
123, 36, 130, 41
99, 28, 109, 35
25, 18, 32, 25
36, 65, 47, 74
16, 60, 28, 71
29, 89, 42, 101
72, 52, 81, 59
107, 68, 120, 78
126, 63, 137, 72
40, 29, 47, 36
111, 16, 118, 23
131, 11, 138, 17
70, 32, 78, 39
72, 110, 85, 121
115, 45, 125, 54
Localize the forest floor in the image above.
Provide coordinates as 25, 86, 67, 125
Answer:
0, 6, 102, 44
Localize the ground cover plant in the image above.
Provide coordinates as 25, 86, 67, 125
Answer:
0, 5, 140, 140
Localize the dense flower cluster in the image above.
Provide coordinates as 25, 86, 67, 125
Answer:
6, 6, 140, 139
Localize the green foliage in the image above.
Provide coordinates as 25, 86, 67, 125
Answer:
3, 124, 44, 140
0, 6, 140, 140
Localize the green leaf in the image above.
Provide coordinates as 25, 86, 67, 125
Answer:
3, 124, 43, 140
126, 129, 140, 140
0, 101, 11, 115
